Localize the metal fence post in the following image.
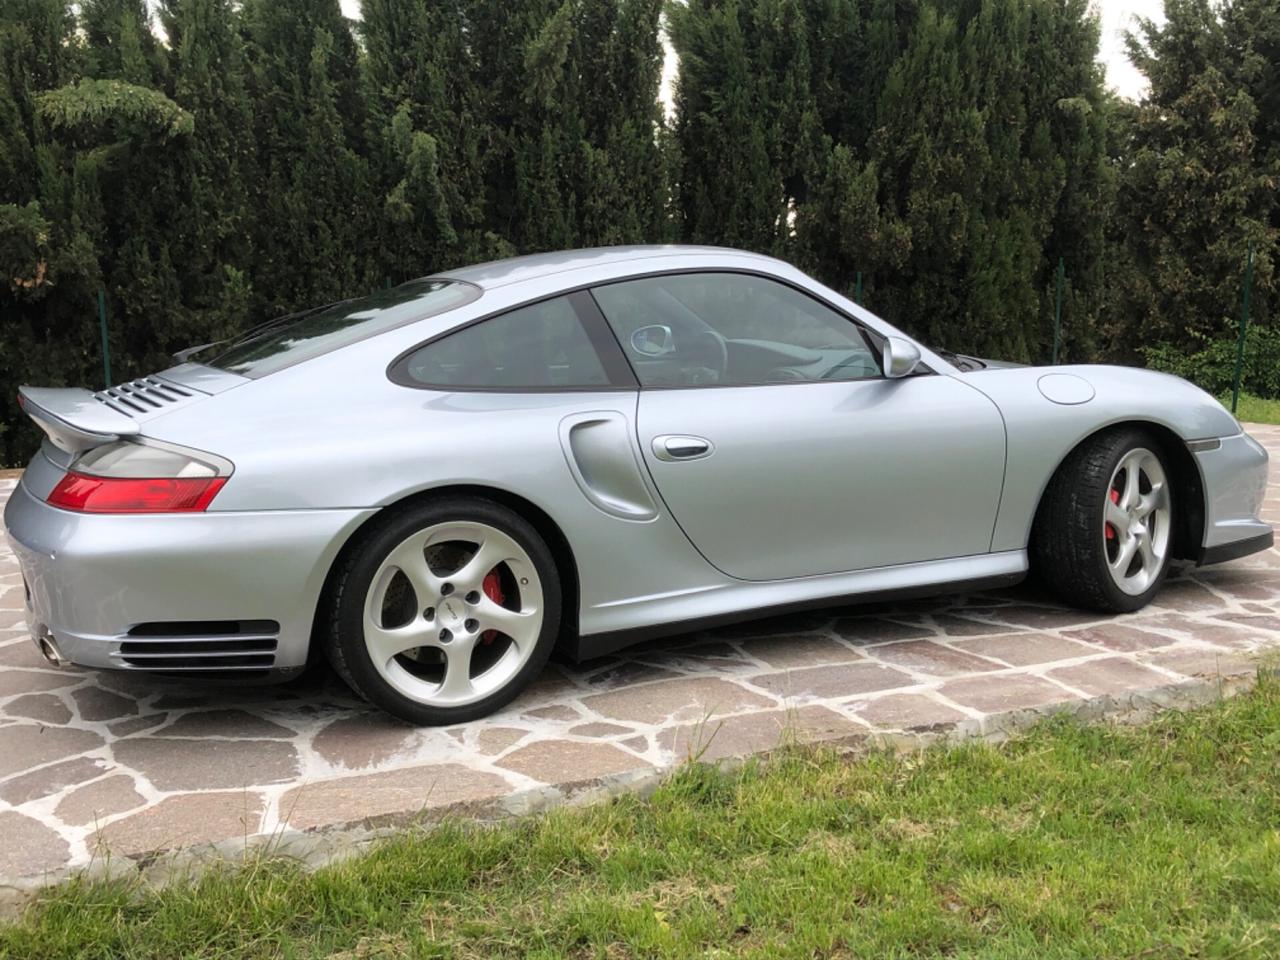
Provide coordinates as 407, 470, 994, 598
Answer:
1231, 241, 1255, 415
97, 288, 112, 387
1052, 257, 1064, 365
854, 271, 862, 305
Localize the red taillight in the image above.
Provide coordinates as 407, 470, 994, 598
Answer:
47, 472, 227, 513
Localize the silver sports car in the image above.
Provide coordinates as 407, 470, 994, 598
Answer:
5, 246, 1273, 723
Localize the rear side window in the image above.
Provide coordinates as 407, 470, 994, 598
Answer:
399, 295, 611, 389
195, 280, 479, 377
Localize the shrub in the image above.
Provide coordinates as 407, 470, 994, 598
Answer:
1143, 325, 1280, 399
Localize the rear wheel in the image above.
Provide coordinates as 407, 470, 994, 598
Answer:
1031, 428, 1174, 613
323, 498, 561, 724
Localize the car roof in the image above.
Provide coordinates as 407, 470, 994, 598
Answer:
431, 245, 782, 291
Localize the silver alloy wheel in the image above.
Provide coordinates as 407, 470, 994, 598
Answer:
1103, 447, 1171, 596
362, 521, 544, 707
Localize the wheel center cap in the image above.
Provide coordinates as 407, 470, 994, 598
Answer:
439, 599, 465, 630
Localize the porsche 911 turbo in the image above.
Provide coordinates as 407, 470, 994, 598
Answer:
5, 246, 1272, 723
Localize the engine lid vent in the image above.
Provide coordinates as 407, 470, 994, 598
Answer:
94, 375, 207, 420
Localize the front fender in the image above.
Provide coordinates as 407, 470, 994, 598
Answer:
964, 365, 1243, 552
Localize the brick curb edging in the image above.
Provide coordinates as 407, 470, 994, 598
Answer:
1, 663, 1267, 921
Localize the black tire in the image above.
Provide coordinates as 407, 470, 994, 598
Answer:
1030, 427, 1174, 613
322, 497, 562, 725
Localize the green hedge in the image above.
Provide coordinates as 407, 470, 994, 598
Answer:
1144, 326, 1280, 399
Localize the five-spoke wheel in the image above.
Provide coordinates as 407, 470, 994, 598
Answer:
1102, 448, 1171, 596
323, 498, 560, 724
1032, 428, 1176, 612
363, 522, 543, 707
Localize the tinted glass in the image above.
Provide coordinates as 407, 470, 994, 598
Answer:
592, 273, 880, 387
402, 296, 611, 389
196, 280, 478, 377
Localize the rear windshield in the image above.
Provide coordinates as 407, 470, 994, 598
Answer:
191, 279, 479, 377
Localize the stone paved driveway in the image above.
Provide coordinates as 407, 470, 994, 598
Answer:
2, 425, 1278, 898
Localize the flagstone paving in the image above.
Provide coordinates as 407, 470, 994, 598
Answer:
1, 425, 1277, 899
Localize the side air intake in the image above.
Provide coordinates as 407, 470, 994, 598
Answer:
115, 620, 280, 673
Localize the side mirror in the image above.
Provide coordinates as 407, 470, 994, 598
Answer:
883, 336, 922, 378
631, 324, 675, 357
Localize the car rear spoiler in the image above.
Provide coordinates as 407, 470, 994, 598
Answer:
17, 385, 140, 454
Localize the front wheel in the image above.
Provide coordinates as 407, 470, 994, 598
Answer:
322, 498, 561, 725
1031, 428, 1174, 613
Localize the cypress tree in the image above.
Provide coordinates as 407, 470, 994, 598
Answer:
1110, 0, 1275, 382
361, 0, 487, 278
467, 0, 567, 251
469, 0, 671, 253
241, 0, 371, 312
1028, 0, 1112, 363
789, 0, 1110, 361
1223, 0, 1279, 360
571, 0, 671, 246
164, 0, 256, 348
1224, 0, 1280, 163
71, 0, 189, 381
668, 0, 793, 252
81, 0, 166, 86
792, 0, 911, 301
862, 2, 988, 348
0, 0, 101, 464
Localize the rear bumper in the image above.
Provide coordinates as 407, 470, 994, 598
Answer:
3, 479, 373, 674
1193, 431, 1273, 562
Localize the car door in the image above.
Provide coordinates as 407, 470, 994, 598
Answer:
589, 271, 1007, 582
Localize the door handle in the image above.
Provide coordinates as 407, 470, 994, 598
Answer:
652, 434, 714, 462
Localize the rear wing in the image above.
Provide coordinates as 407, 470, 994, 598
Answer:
17, 385, 140, 454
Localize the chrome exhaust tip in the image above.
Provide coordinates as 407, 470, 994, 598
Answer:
34, 630, 65, 666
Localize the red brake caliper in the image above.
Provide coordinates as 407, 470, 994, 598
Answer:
1105, 487, 1119, 540
481, 570, 504, 645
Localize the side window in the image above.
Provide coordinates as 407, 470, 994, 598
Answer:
401, 296, 611, 389
592, 272, 882, 387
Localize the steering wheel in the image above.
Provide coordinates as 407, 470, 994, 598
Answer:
677, 328, 728, 383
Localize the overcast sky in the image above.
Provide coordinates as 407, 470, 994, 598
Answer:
1098, 0, 1164, 99
335, 0, 1166, 102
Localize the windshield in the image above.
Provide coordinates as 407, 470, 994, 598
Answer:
190, 279, 480, 377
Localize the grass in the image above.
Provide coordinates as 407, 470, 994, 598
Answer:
4, 681, 1280, 959
1222, 391, 1280, 425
